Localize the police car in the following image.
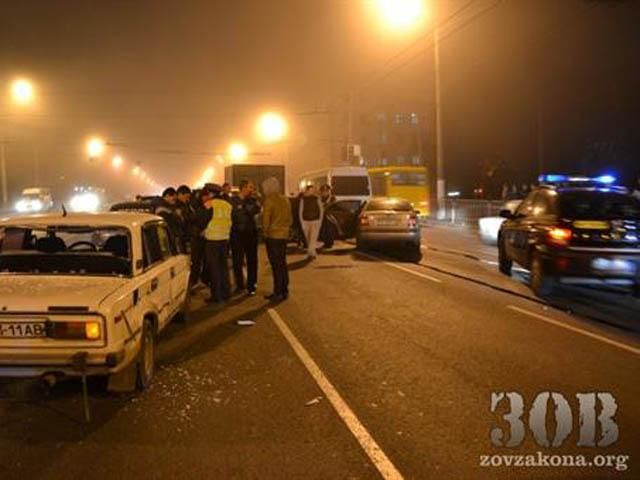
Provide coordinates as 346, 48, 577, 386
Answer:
498, 175, 640, 297
0, 212, 190, 390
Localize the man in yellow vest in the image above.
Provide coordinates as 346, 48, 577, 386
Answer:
204, 184, 232, 303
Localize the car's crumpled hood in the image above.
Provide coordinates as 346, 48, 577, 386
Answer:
0, 275, 128, 312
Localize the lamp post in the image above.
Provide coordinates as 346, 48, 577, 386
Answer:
1, 78, 37, 207
373, 0, 445, 217
256, 111, 290, 167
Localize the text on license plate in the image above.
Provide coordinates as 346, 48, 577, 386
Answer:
0, 322, 46, 338
591, 258, 636, 273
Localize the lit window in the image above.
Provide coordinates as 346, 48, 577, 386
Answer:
411, 155, 421, 165
394, 113, 404, 125
410, 113, 419, 125
376, 113, 386, 122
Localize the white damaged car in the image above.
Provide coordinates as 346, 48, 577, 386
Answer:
0, 212, 190, 390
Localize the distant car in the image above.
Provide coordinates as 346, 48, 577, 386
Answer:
478, 199, 522, 245
15, 187, 54, 214
356, 197, 422, 262
0, 212, 190, 390
69, 186, 106, 213
498, 175, 640, 297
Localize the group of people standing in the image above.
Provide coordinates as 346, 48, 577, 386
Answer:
152, 177, 293, 304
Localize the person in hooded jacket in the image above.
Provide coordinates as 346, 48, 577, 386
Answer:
262, 177, 292, 302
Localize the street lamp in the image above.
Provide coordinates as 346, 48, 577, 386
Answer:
86, 136, 106, 159
132, 165, 141, 176
112, 155, 124, 170
256, 112, 288, 143
228, 142, 248, 162
374, 0, 425, 31
9, 78, 35, 106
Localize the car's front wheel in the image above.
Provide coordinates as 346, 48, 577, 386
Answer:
498, 238, 512, 276
530, 252, 555, 297
136, 319, 156, 390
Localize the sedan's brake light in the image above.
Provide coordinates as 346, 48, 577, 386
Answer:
548, 227, 572, 246
360, 215, 369, 226
408, 214, 418, 227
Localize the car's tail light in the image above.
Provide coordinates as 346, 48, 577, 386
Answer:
48, 321, 101, 340
548, 227, 572, 246
408, 214, 418, 227
360, 215, 369, 226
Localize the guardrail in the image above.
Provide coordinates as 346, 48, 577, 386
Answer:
437, 199, 504, 228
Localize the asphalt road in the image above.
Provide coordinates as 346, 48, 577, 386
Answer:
1, 228, 639, 479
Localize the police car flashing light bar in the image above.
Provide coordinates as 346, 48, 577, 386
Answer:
538, 174, 617, 185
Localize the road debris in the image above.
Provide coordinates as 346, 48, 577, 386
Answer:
305, 396, 323, 406
236, 319, 256, 326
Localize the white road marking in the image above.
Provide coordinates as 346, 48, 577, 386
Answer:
507, 305, 640, 356
268, 308, 404, 480
356, 251, 442, 283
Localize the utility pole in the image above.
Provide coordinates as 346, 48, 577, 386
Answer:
0, 141, 7, 207
537, 105, 544, 176
434, 22, 445, 219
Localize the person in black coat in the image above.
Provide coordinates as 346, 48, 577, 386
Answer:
230, 180, 261, 295
189, 188, 214, 289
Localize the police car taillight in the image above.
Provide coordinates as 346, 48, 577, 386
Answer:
360, 215, 370, 226
548, 227, 572, 246
408, 214, 418, 227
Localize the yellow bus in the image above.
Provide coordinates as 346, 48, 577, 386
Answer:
368, 166, 430, 216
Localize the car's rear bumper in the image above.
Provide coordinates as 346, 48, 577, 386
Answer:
0, 340, 139, 379
539, 247, 640, 284
357, 230, 421, 246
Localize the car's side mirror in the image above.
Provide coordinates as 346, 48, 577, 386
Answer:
499, 209, 514, 219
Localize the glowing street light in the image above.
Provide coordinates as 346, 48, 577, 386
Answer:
111, 155, 124, 169
256, 112, 288, 143
374, 0, 425, 30
132, 165, 141, 176
86, 136, 106, 158
228, 142, 248, 162
10, 78, 35, 106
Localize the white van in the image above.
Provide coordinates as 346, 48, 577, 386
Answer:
297, 166, 372, 202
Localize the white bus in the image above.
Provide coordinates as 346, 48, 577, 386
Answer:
297, 166, 372, 202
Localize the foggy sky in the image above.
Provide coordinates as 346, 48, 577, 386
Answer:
1, 0, 639, 200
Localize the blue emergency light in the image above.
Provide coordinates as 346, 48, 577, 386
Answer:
538, 174, 617, 185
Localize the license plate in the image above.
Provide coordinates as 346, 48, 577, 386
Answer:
0, 322, 47, 338
591, 258, 636, 274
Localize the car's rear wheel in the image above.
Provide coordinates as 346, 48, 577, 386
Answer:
136, 319, 155, 391
530, 252, 555, 297
498, 238, 512, 276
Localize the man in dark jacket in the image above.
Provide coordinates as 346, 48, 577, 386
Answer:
230, 180, 261, 295
155, 187, 183, 248
190, 188, 213, 289
176, 185, 194, 249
